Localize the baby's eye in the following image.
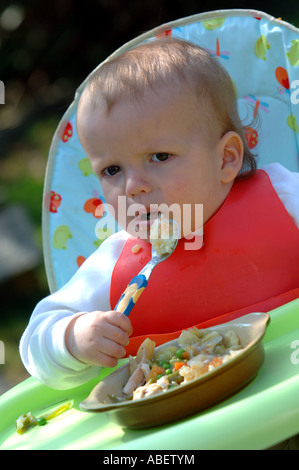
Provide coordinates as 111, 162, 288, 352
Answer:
151, 153, 171, 162
103, 165, 121, 176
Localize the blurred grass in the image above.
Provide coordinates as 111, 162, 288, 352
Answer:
0, 113, 60, 395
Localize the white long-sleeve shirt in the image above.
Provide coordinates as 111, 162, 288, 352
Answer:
19, 163, 299, 390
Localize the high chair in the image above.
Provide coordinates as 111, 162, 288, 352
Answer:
0, 9, 298, 450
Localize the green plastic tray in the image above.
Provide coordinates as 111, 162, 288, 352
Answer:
1, 299, 299, 450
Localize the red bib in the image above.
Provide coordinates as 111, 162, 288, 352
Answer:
110, 170, 299, 355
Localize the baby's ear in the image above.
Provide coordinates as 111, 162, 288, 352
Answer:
219, 131, 244, 184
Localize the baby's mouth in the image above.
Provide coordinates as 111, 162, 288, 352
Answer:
138, 210, 161, 221
134, 210, 161, 235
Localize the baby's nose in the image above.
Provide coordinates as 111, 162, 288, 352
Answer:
125, 171, 151, 198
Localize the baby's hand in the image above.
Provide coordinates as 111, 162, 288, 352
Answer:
65, 310, 133, 368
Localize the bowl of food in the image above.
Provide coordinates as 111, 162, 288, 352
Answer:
80, 312, 270, 429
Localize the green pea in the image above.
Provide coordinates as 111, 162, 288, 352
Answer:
176, 348, 185, 359
37, 417, 47, 426
156, 374, 164, 380
165, 368, 173, 375
169, 383, 178, 389
147, 377, 156, 384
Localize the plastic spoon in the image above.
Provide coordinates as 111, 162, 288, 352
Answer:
115, 219, 178, 316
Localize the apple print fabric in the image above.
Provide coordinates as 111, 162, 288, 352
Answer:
43, 9, 299, 292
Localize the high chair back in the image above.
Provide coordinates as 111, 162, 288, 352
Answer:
43, 9, 299, 292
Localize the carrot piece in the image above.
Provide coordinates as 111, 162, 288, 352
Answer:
209, 356, 223, 368
173, 361, 185, 371
146, 364, 165, 382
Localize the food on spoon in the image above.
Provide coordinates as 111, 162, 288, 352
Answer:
121, 326, 243, 401
149, 214, 178, 256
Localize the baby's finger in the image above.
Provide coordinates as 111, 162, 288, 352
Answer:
97, 336, 127, 361
102, 321, 130, 347
105, 310, 133, 336
88, 350, 119, 369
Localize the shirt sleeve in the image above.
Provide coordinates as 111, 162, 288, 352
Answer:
19, 230, 129, 390
263, 163, 299, 229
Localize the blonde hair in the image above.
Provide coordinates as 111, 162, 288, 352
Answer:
84, 37, 256, 177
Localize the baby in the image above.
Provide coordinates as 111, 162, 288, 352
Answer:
20, 38, 299, 390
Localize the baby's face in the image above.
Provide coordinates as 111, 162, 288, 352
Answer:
77, 84, 231, 238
